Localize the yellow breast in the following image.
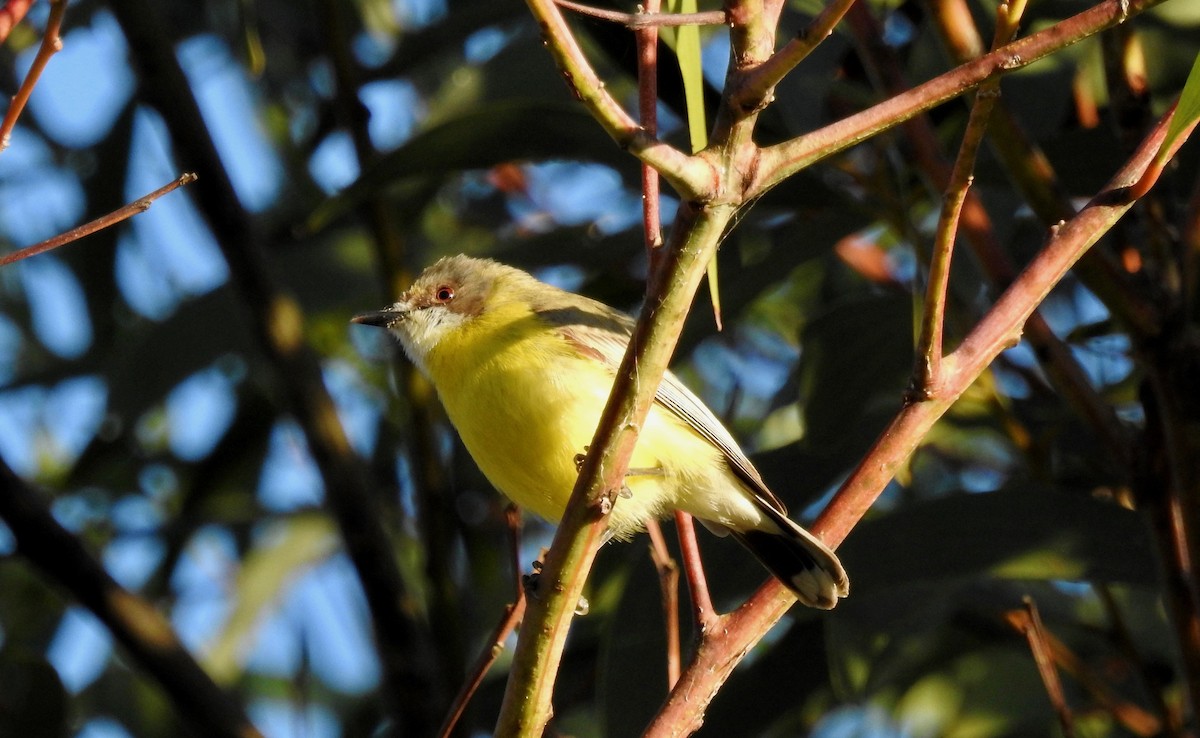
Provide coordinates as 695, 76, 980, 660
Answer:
422, 300, 724, 537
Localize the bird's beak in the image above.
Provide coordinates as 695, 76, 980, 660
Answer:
351, 306, 405, 328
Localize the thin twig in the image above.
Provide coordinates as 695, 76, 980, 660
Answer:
1012, 597, 1077, 738
0, 172, 198, 267
926, 0, 1163, 339
524, 0, 717, 201
674, 510, 718, 630
0, 0, 37, 43
645, 519, 682, 689
732, 0, 857, 114
636, 0, 664, 267
863, 0, 1133, 468
914, 0, 1023, 391
0, 0, 66, 152
644, 93, 1188, 738
755, 0, 1168, 194
554, 0, 725, 28
436, 595, 527, 738
1005, 599, 1162, 736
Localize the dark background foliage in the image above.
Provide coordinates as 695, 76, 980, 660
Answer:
0, 0, 1198, 736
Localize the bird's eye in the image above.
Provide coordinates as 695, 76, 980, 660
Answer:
434, 285, 455, 303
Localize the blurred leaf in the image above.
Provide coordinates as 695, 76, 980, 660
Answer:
838, 486, 1158, 595
796, 290, 913, 454
0, 649, 68, 738
203, 512, 339, 684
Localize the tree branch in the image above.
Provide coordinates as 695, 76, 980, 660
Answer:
754, 0, 1167, 196
554, 0, 726, 28
914, 0, 1022, 391
495, 202, 737, 736
0, 173, 197, 268
523, 0, 718, 201
644, 97, 1185, 738
0, 0, 65, 152
0, 461, 263, 738
107, 0, 440, 731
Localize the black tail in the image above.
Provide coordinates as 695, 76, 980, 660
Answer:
732, 506, 848, 609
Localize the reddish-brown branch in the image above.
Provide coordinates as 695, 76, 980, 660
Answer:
0, 0, 65, 152
756, 0, 1168, 194
1011, 598, 1077, 738
914, 0, 1022, 391
636, 0, 664, 267
732, 0, 858, 114
674, 510, 718, 631
926, 0, 1163, 339
861, 0, 1131, 466
0, 173, 198, 267
646, 519, 682, 689
436, 596, 527, 738
643, 96, 1184, 738
555, 0, 725, 28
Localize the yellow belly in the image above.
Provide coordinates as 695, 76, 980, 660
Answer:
423, 306, 735, 538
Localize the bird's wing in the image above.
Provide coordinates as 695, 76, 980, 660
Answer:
536, 300, 788, 515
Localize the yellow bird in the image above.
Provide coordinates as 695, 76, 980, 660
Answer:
354, 255, 848, 608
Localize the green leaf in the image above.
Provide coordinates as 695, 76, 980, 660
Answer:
0, 649, 68, 738
202, 513, 339, 684
837, 486, 1158, 593
661, 0, 707, 153
1161, 52, 1200, 161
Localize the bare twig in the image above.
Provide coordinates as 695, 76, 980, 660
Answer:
437, 594, 527, 738
0, 0, 37, 43
674, 510, 718, 630
0, 0, 65, 152
914, 0, 1023, 391
867, 0, 1132, 468
1005, 598, 1163, 736
756, 0, 1169, 194
554, 0, 725, 28
732, 0, 858, 114
644, 95, 1188, 738
926, 0, 1163, 339
524, 0, 717, 200
495, 202, 737, 736
1011, 598, 1076, 738
636, 0, 664, 265
0, 173, 197, 268
646, 520, 682, 689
